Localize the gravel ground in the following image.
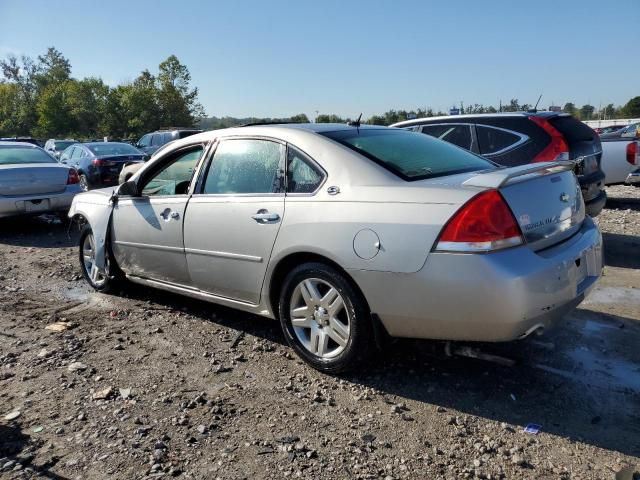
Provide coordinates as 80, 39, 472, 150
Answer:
0, 185, 639, 480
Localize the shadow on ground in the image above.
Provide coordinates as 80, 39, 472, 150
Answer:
606, 195, 640, 212
0, 424, 68, 479
603, 232, 640, 269
0, 215, 79, 249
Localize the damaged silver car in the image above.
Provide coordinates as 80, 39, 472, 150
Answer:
69, 124, 603, 372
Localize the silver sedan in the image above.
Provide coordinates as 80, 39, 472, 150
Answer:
69, 124, 603, 372
0, 142, 82, 218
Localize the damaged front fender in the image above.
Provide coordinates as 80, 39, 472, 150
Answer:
68, 187, 118, 272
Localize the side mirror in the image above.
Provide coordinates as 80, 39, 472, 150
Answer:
117, 180, 139, 197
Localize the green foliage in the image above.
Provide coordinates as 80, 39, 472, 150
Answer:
0, 47, 205, 138
620, 96, 640, 118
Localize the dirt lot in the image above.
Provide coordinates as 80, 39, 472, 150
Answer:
1, 185, 639, 480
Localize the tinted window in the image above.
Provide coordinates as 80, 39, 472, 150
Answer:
54, 140, 75, 151
178, 130, 200, 139
476, 126, 520, 155
87, 143, 140, 156
151, 134, 163, 146
141, 147, 203, 196
287, 146, 324, 193
203, 139, 283, 194
421, 124, 473, 150
162, 132, 173, 143
71, 147, 83, 159
0, 146, 57, 165
321, 128, 491, 181
138, 134, 151, 147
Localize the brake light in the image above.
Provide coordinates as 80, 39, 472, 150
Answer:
627, 141, 639, 166
67, 168, 79, 185
529, 116, 570, 162
92, 158, 105, 166
435, 190, 523, 253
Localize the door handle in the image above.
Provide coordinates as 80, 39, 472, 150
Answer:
252, 210, 280, 224
160, 208, 180, 221
170, 211, 180, 220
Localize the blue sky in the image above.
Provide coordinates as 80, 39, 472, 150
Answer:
1, 0, 638, 118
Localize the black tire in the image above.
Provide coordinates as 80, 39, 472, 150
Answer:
278, 262, 373, 373
78, 225, 121, 293
79, 174, 90, 192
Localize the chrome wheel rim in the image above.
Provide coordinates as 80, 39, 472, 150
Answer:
290, 278, 351, 359
79, 176, 89, 192
82, 232, 106, 287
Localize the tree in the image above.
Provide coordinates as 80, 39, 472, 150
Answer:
563, 102, 577, 115
34, 81, 73, 137
35, 47, 71, 89
157, 55, 204, 127
66, 77, 109, 137
289, 113, 309, 123
0, 82, 21, 136
0, 54, 39, 134
316, 114, 346, 123
620, 96, 640, 118
579, 104, 595, 120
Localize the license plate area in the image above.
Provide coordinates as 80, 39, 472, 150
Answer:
576, 245, 600, 294
25, 199, 50, 212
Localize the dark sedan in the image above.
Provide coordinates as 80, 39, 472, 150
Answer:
60, 142, 148, 191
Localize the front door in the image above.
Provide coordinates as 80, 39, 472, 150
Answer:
111, 145, 204, 285
184, 138, 285, 304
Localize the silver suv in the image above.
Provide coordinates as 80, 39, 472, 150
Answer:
135, 128, 202, 156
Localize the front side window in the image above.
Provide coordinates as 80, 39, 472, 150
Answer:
321, 128, 491, 181
287, 146, 324, 193
141, 147, 203, 196
475, 126, 521, 155
203, 139, 284, 194
421, 124, 473, 150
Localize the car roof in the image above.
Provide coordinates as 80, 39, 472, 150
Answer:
0, 141, 41, 148
391, 111, 567, 128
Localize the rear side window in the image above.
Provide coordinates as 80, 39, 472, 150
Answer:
71, 147, 83, 159
476, 126, 521, 155
162, 132, 173, 143
321, 128, 491, 181
0, 146, 57, 165
421, 124, 473, 150
203, 139, 284, 194
178, 131, 199, 139
287, 146, 324, 193
151, 134, 163, 146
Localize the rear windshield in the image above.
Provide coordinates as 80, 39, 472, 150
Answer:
87, 143, 140, 156
321, 128, 492, 180
55, 140, 75, 151
0, 146, 56, 165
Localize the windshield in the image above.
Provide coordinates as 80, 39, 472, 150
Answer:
0, 146, 57, 165
321, 128, 493, 181
87, 143, 140, 156
54, 141, 75, 151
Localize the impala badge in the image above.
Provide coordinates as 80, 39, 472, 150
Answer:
560, 192, 569, 202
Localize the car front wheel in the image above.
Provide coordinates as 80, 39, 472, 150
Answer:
279, 262, 373, 373
79, 226, 115, 293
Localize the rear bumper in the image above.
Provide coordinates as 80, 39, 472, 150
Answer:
351, 217, 602, 342
0, 186, 81, 218
584, 188, 607, 217
88, 165, 128, 187
626, 170, 640, 185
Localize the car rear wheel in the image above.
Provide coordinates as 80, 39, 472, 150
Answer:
279, 262, 373, 373
79, 226, 117, 293
79, 174, 90, 192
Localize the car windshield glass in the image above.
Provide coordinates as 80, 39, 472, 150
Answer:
87, 143, 139, 156
321, 128, 492, 180
0, 146, 57, 165
55, 141, 75, 151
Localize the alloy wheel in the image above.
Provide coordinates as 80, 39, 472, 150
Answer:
82, 232, 106, 287
289, 278, 351, 359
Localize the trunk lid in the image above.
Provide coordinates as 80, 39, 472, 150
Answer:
463, 162, 585, 250
0, 163, 70, 196
96, 154, 146, 166
548, 115, 602, 176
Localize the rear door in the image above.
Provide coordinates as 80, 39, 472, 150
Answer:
111, 144, 204, 285
183, 137, 285, 304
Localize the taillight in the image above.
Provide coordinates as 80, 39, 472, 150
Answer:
529, 116, 570, 162
67, 168, 79, 185
627, 141, 639, 166
92, 158, 105, 166
435, 190, 524, 253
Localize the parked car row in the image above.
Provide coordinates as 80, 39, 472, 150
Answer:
69, 122, 603, 372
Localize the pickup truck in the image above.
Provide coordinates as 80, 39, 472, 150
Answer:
599, 128, 640, 185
